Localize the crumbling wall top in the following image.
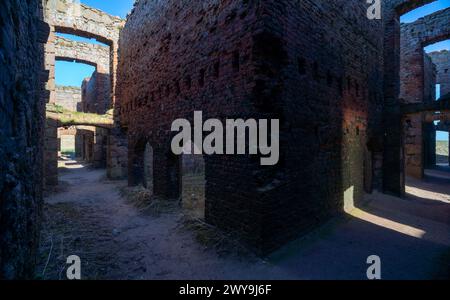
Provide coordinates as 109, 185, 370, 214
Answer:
401, 7, 450, 46
55, 36, 110, 72
45, 0, 125, 44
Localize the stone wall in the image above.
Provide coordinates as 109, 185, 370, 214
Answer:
0, 0, 48, 279
424, 54, 437, 103
117, 0, 384, 253
44, 0, 125, 103
55, 36, 110, 72
422, 54, 437, 168
430, 50, 450, 98
56, 36, 111, 114
429, 50, 450, 166
400, 8, 450, 178
43, 0, 124, 188
45, 0, 123, 43
55, 85, 82, 111
82, 73, 111, 114
381, 0, 435, 195
107, 127, 128, 179
400, 7, 450, 104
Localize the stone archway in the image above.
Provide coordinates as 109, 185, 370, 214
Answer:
42, 0, 125, 187
400, 7, 450, 179
381, 0, 442, 195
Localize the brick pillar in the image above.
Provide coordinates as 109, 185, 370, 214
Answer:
404, 114, 424, 178
382, 11, 405, 196
43, 25, 58, 187
150, 147, 180, 200
110, 42, 119, 106
423, 122, 436, 168
107, 127, 128, 180
44, 118, 59, 186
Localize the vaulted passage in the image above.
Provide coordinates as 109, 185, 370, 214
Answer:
1, 0, 449, 280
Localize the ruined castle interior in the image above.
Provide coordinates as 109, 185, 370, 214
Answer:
0, 0, 449, 280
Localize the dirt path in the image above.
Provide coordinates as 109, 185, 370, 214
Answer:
36, 159, 291, 280
36, 159, 450, 280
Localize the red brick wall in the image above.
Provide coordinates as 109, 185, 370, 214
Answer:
400, 8, 450, 178
117, 0, 384, 253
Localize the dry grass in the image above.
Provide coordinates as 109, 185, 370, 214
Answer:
36, 202, 116, 280
179, 217, 253, 259
120, 185, 252, 258
119, 185, 179, 217
46, 103, 113, 128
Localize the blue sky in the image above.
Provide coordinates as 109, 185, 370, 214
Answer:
401, 0, 450, 23
80, 0, 134, 18
437, 131, 448, 140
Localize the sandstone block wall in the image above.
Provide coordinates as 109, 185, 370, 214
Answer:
400, 7, 450, 178
56, 36, 111, 114
44, 0, 125, 104
0, 0, 48, 279
82, 73, 111, 114
43, 0, 124, 188
424, 54, 437, 103
429, 50, 450, 166
430, 50, 450, 98
55, 85, 82, 111
117, 0, 384, 253
107, 127, 128, 180
400, 7, 450, 105
45, 0, 123, 44
55, 36, 110, 72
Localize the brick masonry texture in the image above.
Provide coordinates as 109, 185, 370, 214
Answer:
0, 0, 48, 279
381, 0, 435, 195
117, 0, 384, 253
400, 8, 450, 178
422, 54, 437, 168
2, 0, 450, 276
430, 50, 450, 98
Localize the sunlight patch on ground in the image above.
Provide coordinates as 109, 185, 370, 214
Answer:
346, 207, 426, 239
58, 157, 85, 169
344, 186, 425, 240
406, 185, 450, 204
